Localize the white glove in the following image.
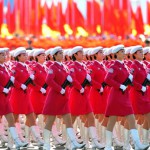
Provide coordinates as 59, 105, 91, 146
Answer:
67, 75, 73, 83
10, 76, 15, 83
60, 88, 65, 94
30, 74, 35, 80
86, 74, 91, 82
40, 88, 46, 94
141, 86, 146, 92
80, 88, 84, 94
120, 84, 127, 91
147, 74, 150, 81
99, 87, 104, 93
128, 74, 133, 82
3, 88, 9, 94
21, 84, 27, 90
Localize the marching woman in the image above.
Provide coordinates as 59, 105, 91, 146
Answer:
42, 46, 85, 150
9, 47, 44, 146
68, 46, 104, 149
30, 49, 47, 116
88, 47, 109, 144
44, 48, 54, 68
104, 45, 149, 150
0, 48, 28, 149
129, 46, 150, 145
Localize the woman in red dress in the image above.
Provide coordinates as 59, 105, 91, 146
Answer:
88, 47, 109, 144
104, 45, 149, 150
30, 49, 47, 115
0, 48, 28, 149
9, 47, 44, 146
68, 46, 105, 149
42, 46, 85, 150
129, 45, 150, 145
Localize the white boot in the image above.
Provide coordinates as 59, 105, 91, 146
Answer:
88, 126, 105, 149
25, 125, 34, 148
0, 123, 8, 143
123, 128, 132, 150
30, 125, 44, 146
9, 127, 28, 149
142, 128, 149, 145
101, 126, 106, 145
83, 127, 90, 149
130, 129, 149, 150
52, 124, 66, 146
104, 130, 113, 150
15, 122, 25, 142
7, 130, 15, 149
43, 129, 51, 150
66, 128, 85, 149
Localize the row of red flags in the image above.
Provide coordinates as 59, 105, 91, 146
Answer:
0, 0, 150, 37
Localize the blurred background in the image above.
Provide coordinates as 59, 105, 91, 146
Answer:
0, 0, 150, 49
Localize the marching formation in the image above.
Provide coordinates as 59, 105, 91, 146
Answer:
0, 45, 150, 150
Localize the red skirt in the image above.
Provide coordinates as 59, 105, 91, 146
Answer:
43, 88, 70, 115
69, 87, 92, 116
10, 88, 33, 114
30, 90, 46, 115
0, 92, 12, 116
105, 87, 133, 117
89, 87, 108, 114
130, 88, 150, 115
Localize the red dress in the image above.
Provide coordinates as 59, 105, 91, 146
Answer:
104, 61, 133, 117
30, 63, 47, 114
10, 62, 33, 114
88, 61, 108, 114
0, 65, 12, 115
129, 60, 150, 114
43, 62, 70, 115
69, 61, 92, 116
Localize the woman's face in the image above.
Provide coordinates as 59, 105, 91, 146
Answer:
37, 53, 46, 63
116, 49, 125, 60
134, 50, 143, 61
55, 51, 63, 62
0, 53, 6, 63
96, 50, 104, 61
18, 53, 28, 62
75, 51, 83, 61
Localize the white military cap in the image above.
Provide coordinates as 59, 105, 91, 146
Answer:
28, 50, 35, 57
0, 48, 6, 53
125, 47, 132, 54
14, 47, 26, 57
107, 47, 114, 55
71, 46, 83, 55
143, 47, 150, 55
112, 45, 124, 53
130, 45, 143, 54
63, 49, 69, 56
2, 47, 9, 52
103, 48, 109, 56
45, 48, 52, 56
90, 46, 103, 55
51, 46, 62, 56
83, 48, 90, 55
9, 50, 15, 57
33, 49, 45, 57
67, 49, 72, 57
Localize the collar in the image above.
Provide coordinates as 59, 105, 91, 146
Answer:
75, 61, 83, 66
116, 60, 124, 64
0, 64, 5, 67
95, 60, 102, 65
137, 60, 143, 64
55, 61, 63, 66
19, 62, 26, 67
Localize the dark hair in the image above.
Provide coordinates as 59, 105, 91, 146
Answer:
15, 54, 21, 61
46, 55, 50, 61
114, 54, 117, 59
127, 55, 130, 59
53, 51, 59, 61
133, 55, 136, 59
72, 54, 76, 61
109, 54, 112, 59
86, 55, 89, 60
65, 56, 67, 61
